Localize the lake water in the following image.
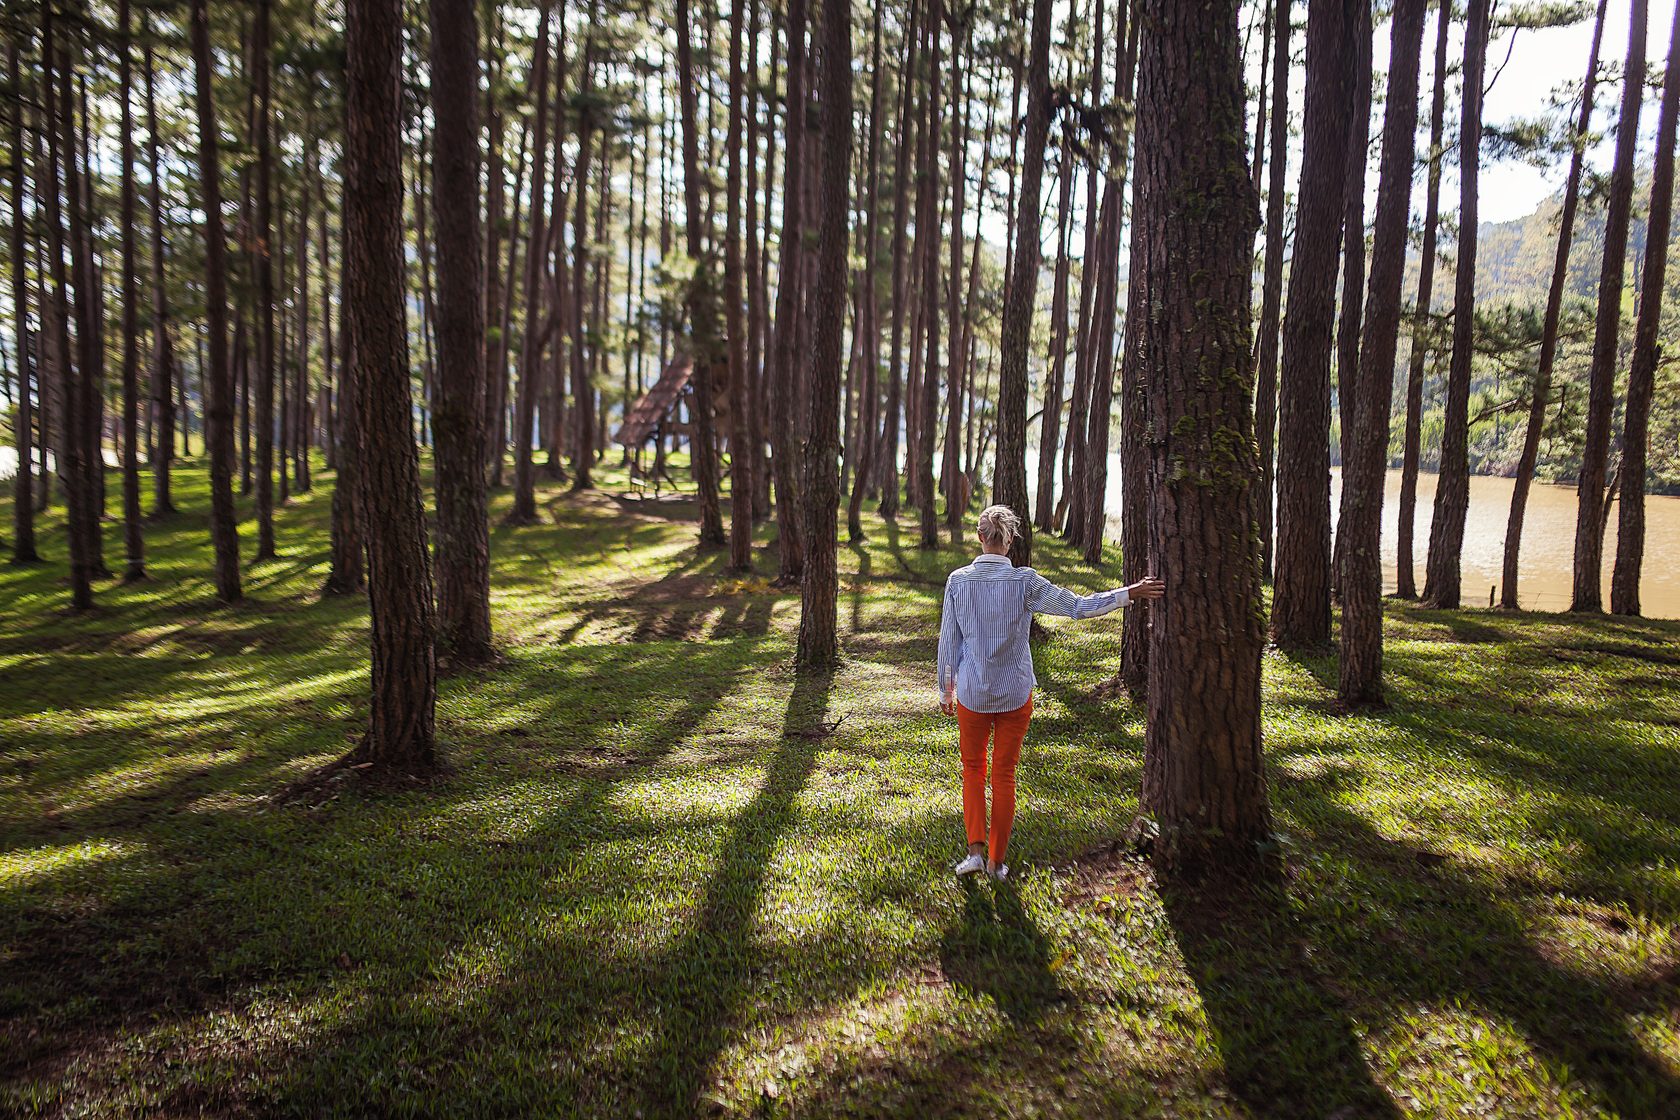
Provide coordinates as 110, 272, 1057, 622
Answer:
1023, 450, 1680, 620
5, 446, 1676, 619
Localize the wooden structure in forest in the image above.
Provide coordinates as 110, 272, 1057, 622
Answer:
615, 353, 736, 497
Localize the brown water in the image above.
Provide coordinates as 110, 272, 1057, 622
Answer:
1328, 468, 1680, 619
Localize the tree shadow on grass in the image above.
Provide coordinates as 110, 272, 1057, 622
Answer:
938, 877, 1065, 1024
1275, 766, 1680, 1119
1162, 876, 1402, 1119
635, 663, 838, 1116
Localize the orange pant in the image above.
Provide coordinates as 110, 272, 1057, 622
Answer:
957, 696, 1033, 861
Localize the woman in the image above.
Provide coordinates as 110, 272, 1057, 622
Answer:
937, 505, 1164, 880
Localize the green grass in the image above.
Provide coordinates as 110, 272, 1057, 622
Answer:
2, 460, 1678, 1118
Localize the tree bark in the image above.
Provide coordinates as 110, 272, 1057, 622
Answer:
117, 0, 146, 581
914, 0, 943, 549
1612, 0, 1680, 616
675, 0, 729, 548
190, 0, 242, 601
428, 0, 495, 664
343, 0, 439, 775
724, 0, 755, 568
1273, 0, 1354, 649
1338, 0, 1425, 707
769, 0, 811, 573
254, 0, 278, 560
142, 31, 177, 518
846, 0, 886, 540
570, 1, 600, 491
1396, 0, 1450, 600
993, 0, 1051, 567
7, 42, 39, 564
1253, 0, 1292, 578
1570, 0, 1647, 613
1330, 3, 1371, 601
876, 0, 921, 518
1502, 0, 1607, 609
1035, 138, 1075, 533
1134, 0, 1273, 879
795, 0, 854, 670
508, 2, 555, 525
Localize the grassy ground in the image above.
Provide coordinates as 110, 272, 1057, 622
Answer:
1, 461, 1678, 1118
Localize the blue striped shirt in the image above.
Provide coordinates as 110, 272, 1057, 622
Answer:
937, 554, 1128, 713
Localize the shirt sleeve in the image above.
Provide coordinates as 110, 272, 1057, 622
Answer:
1023, 570, 1128, 619
937, 579, 964, 698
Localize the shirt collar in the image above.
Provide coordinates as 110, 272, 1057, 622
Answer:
973, 553, 1012, 565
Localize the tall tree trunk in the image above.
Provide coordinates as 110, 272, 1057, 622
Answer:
1035, 139, 1075, 533
724, 0, 754, 568
1612, 0, 1680, 616
570, 1, 600, 490
1397, 0, 1450, 600
117, 0, 146, 581
941, 14, 972, 539
876, 0, 921, 518
343, 0, 439, 775
323, 257, 364, 596
1330, 4, 1371, 600
1421, 0, 1493, 608
7, 42, 39, 564
1570, 0, 1647, 613
914, 0, 943, 549
1133, 0, 1272, 878
1060, 0, 1104, 540
508, 1, 555, 525
1253, 0, 1291, 578
190, 0, 242, 601
254, 0, 278, 559
142, 32, 177, 517
483, 1, 507, 483
1338, 0, 1425, 706
992, 0, 1050, 566
429, 0, 495, 664
846, 0, 885, 540
1503, 0, 1606, 609
795, 0, 854, 670
1273, 0, 1354, 649
769, 0, 810, 573
675, 0, 729, 548
746, 0, 772, 520
1081, 11, 1138, 569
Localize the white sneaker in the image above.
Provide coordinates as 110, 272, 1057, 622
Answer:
954, 853, 986, 877
990, 863, 1009, 882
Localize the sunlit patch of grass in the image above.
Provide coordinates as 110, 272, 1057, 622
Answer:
1, 460, 1678, 1116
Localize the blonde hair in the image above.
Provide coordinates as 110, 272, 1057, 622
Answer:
977, 504, 1021, 550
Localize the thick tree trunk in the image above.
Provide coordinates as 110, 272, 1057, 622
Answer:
993, 0, 1051, 567
117, 0, 146, 581
429, 0, 495, 664
190, 0, 242, 601
795, 0, 853, 670
7, 43, 39, 564
1133, 0, 1272, 878
343, 0, 439, 775
1273, 0, 1354, 649
508, 2, 555, 525
675, 0, 729, 548
1396, 0, 1450, 601
323, 283, 364, 596
1338, 0, 1425, 707
1612, 0, 1680, 616
1571, 0, 1647, 613
1253, 0, 1291, 578
1503, 0, 1606, 609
